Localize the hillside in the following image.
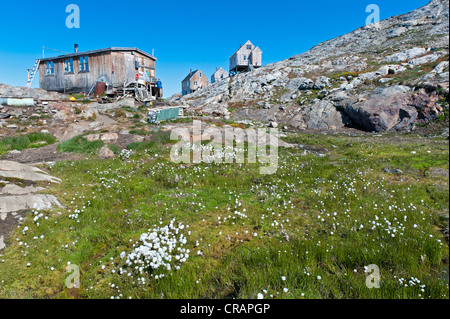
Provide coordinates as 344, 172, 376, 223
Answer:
0, 0, 448, 303
169, 0, 449, 132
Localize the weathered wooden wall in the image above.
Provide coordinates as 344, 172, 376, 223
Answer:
39, 52, 112, 93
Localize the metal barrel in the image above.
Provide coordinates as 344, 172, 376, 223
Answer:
94, 81, 106, 96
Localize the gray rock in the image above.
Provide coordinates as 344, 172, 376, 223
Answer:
336, 86, 417, 132
285, 77, 308, 91
299, 79, 314, 90
384, 48, 426, 63
409, 52, 446, 66
386, 26, 408, 38
0, 194, 62, 214
313, 76, 331, 90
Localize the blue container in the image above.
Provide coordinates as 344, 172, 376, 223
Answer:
156, 81, 162, 88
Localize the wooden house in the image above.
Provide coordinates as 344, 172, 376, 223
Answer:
181, 69, 209, 96
229, 40, 262, 76
211, 67, 229, 83
38, 46, 160, 98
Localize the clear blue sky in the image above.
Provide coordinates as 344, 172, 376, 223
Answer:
0, 0, 430, 97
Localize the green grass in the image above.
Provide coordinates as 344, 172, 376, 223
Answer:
0, 132, 57, 155
126, 130, 173, 152
108, 144, 120, 155
0, 132, 448, 299
56, 134, 104, 155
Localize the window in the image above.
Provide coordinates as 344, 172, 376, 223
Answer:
64, 58, 74, 73
247, 44, 252, 50
193, 81, 198, 86
45, 61, 54, 75
199, 72, 202, 77
80, 56, 89, 71
243, 55, 247, 60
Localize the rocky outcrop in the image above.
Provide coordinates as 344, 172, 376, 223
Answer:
0, 160, 62, 250
335, 86, 417, 132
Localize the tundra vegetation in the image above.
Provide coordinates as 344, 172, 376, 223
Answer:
0, 131, 448, 299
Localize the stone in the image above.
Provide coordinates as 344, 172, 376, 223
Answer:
0, 161, 62, 183
336, 86, 418, 132
313, 76, 331, 90
299, 79, 314, 90
99, 145, 115, 159
384, 48, 427, 63
386, 26, 408, 38
0, 194, 61, 214
85, 134, 101, 142
100, 132, 119, 143
409, 52, 445, 66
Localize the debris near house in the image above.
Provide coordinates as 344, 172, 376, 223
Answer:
148, 106, 184, 124
29, 45, 163, 104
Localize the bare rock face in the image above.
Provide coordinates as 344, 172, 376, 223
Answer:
0, 160, 62, 183
410, 90, 443, 122
171, 0, 449, 132
0, 160, 63, 250
336, 86, 418, 132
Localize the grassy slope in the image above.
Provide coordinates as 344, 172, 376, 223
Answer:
0, 132, 448, 299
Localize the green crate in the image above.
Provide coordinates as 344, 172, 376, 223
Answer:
148, 107, 180, 124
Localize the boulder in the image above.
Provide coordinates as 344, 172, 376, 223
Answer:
384, 48, 426, 63
99, 145, 115, 159
313, 76, 331, 90
409, 52, 445, 66
100, 132, 119, 143
336, 86, 418, 132
299, 79, 314, 90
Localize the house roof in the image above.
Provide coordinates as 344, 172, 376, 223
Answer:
229, 40, 262, 59
182, 69, 200, 82
39, 47, 157, 62
212, 67, 228, 75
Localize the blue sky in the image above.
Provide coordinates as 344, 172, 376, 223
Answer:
0, 0, 430, 97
